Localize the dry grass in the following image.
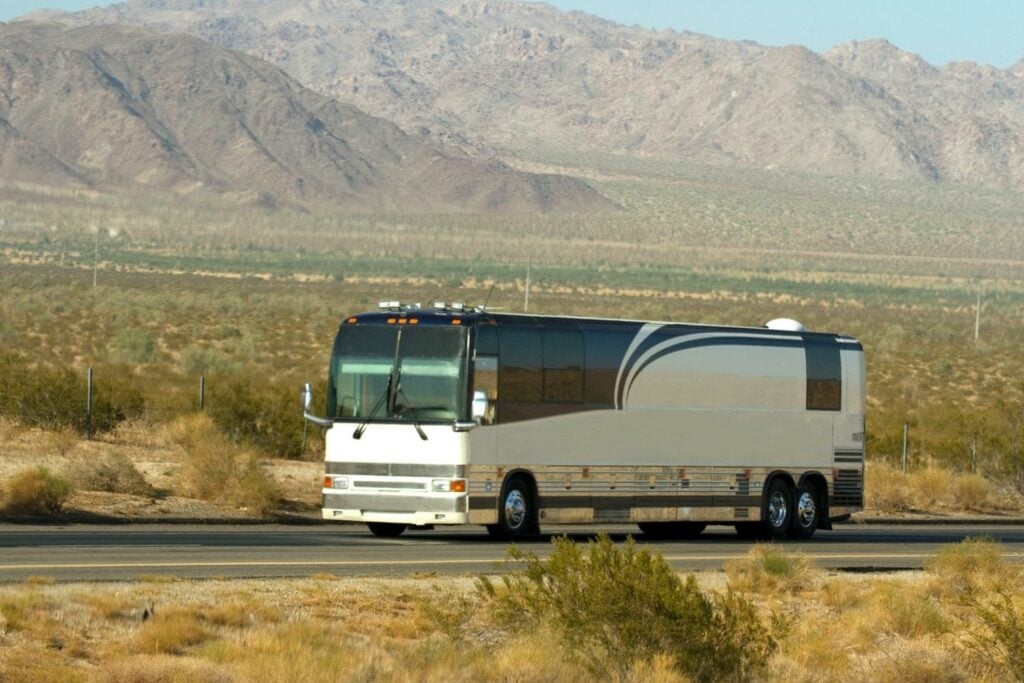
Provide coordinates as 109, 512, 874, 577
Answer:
0, 540, 1022, 682
70, 451, 154, 496
165, 414, 281, 516
135, 607, 212, 655
724, 543, 817, 595
866, 462, 1004, 514
2, 465, 73, 516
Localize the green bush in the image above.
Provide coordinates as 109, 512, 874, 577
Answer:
207, 377, 305, 458
110, 327, 156, 364
0, 355, 144, 435
971, 590, 1024, 680
478, 534, 776, 681
71, 452, 154, 496
3, 466, 73, 516
180, 346, 240, 376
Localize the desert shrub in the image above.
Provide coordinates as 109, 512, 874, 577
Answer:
134, 607, 211, 655
951, 474, 993, 511
970, 590, 1024, 680
180, 346, 241, 376
725, 544, 815, 595
110, 327, 157, 364
3, 466, 73, 516
45, 427, 78, 456
926, 538, 1009, 599
909, 468, 953, 508
167, 414, 281, 515
870, 584, 948, 638
71, 452, 154, 496
865, 462, 915, 512
478, 534, 776, 681
0, 355, 144, 435
207, 376, 305, 458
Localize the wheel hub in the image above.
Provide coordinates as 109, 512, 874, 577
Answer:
797, 491, 816, 527
504, 489, 527, 530
768, 491, 788, 528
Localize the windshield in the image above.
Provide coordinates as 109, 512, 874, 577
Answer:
328, 325, 469, 422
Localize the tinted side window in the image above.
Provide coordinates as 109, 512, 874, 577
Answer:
542, 325, 583, 403
582, 323, 638, 407
499, 323, 542, 403
806, 338, 842, 411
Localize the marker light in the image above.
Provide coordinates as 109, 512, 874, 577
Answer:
432, 479, 467, 493
325, 476, 349, 489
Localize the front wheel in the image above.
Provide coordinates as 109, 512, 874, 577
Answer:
367, 522, 406, 538
493, 477, 536, 540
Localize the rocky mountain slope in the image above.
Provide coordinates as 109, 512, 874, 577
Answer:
32, 0, 1024, 190
0, 21, 612, 212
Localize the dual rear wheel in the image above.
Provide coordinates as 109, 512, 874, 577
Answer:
736, 478, 820, 540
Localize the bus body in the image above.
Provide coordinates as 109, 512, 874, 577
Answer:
308, 304, 865, 540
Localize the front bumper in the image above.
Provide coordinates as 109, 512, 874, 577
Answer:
322, 491, 469, 525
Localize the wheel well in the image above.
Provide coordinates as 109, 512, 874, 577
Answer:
761, 471, 796, 497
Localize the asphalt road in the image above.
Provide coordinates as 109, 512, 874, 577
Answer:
1, 523, 1022, 583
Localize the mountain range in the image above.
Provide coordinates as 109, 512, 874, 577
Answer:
0, 20, 612, 211
18, 0, 1024, 194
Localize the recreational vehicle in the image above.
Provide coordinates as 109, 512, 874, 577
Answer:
302, 303, 865, 540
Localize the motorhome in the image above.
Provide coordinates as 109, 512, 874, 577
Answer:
302, 303, 865, 540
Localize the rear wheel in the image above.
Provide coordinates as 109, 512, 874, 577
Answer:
367, 522, 406, 538
638, 522, 707, 539
762, 478, 793, 540
787, 485, 819, 540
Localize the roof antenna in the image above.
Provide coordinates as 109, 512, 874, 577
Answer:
478, 284, 495, 312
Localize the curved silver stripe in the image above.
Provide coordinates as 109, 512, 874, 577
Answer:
621, 332, 803, 407
613, 323, 664, 409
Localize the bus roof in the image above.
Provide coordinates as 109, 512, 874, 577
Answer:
342, 307, 857, 343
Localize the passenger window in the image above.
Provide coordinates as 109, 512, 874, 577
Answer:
499, 324, 542, 403
806, 339, 842, 411
473, 356, 498, 424
542, 326, 583, 403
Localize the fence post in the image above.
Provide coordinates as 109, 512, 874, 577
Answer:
86, 367, 94, 440
199, 375, 206, 411
901, 423, 909, 474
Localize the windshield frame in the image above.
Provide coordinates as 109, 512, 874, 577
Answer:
326, 323, 471, 424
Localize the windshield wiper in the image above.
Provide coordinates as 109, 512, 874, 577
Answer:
352, 373, 392, 440
353, 328, 403, 440
393, 377, 428, 441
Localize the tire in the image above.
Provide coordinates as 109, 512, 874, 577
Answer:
762, 478, 793, 540
367, 522, 406, 538
638, 522, 707, 539
787, 485, 819, 540
494, 477, 536, 539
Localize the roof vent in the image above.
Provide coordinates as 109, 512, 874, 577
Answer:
765, 318, 806, 332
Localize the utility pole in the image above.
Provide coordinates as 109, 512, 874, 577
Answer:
524, 252, 532, 312
901, 423, 909, 474
974, 283, 981, 341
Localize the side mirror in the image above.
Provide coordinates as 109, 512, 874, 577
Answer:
471, 389, 489, 424
301, 382, 333, 429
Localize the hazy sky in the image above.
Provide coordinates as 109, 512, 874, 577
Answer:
2, 0, 1021, 68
